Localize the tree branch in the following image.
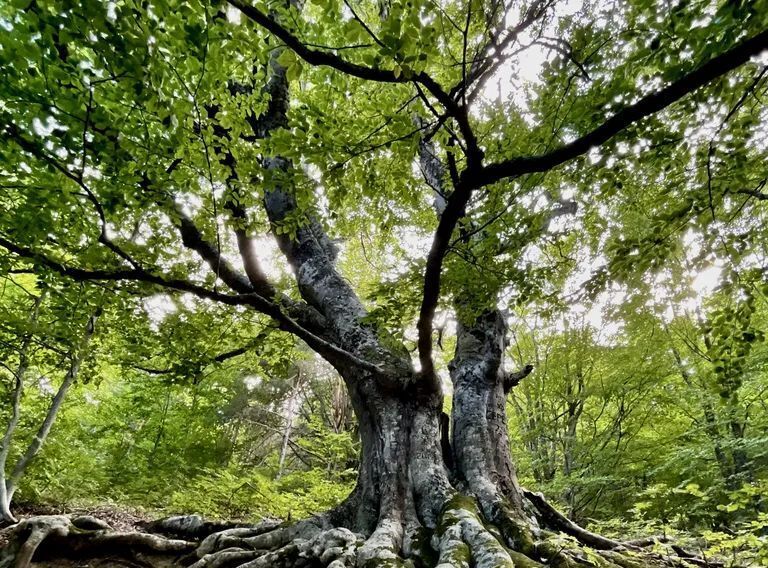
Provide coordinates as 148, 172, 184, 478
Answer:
225, 199, 277, 295
480, 28, 768, 185
416, 27, 768, 378
0, 236, 382, 374
1, 120, 141, 270
226, 0, 482, 164
131, 331, 272, 375
504, 363, 533, 393
449, 0, 553, 102
170, 201, 255, 295
734, 186, 768, 201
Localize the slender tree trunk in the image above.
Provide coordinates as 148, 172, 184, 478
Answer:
562, 370, 584, 520
4, 308, 99, 516
149, 384, 172, 467
277, 370, 303, 479
725, 398, 752, 486
0, 292, 45, 525
668, 341, 739, 488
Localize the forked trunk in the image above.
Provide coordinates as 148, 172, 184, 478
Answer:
318, 308, 540, 565
1, 321, 711, 568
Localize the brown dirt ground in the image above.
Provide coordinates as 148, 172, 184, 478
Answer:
11, 501, 154, 532
1, 502, 164, 568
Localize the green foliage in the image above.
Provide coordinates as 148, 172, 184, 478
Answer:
0, 0, 766, 561
8, 356, 358, 518
167, 467, 353, 520
509, 271, 768, 535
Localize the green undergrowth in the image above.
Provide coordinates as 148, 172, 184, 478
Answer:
166, 467, 355, 520
15, 462, 354, 522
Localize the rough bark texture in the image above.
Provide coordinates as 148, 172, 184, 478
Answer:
449, 309, 538, 552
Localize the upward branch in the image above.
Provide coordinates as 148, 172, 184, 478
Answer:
227, 0, 482, 163
7, 307, 101, 498
1, 111, 340, 369
171, 201, 255, 295
416, 26, 768, 378
448, 0, 554, 104
0, 291, 45, 522
480, 28, 768, 184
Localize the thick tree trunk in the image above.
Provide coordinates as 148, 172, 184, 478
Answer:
324, 365, 456, 560
314, 351, 550, 567
450, 309, 539, 554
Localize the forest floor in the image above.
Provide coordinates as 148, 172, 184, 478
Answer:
1, 500, 747, 568
1, 502, 156, 567
8, 502, 153, 532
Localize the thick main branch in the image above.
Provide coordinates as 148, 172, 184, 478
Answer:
416, 27, 768, 377
480, 28, 768, 184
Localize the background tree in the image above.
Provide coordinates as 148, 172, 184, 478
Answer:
0, 277, 102, 524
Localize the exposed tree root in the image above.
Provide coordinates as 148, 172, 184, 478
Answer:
434, 494, 513, 568
623, 535, 671, 548
523, 491, 722, 567
190, 520, 360, 568
144, 515, 262, 539
524, 490, 625, 551
356, 518, 405, 567
0, 495, 727, 568
0, 515, 194, 568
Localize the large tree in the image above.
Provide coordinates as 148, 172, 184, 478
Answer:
1, 0, 767, 566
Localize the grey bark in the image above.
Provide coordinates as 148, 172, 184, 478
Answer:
239, 34, 453, 543
562, 367, 584, 519
1, 306, 99, 522
0, 292, 45, 524
419, 114, 538, 548
449, 310, 537, 546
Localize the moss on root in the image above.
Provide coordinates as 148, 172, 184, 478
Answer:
535, 539, 584, 568
493, 502, 538, 556
507, 549, 547, 568
598, 550, 656, 568
407, 527, 439, 567
436, 493, 481, 538
440, 540, 471, 565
